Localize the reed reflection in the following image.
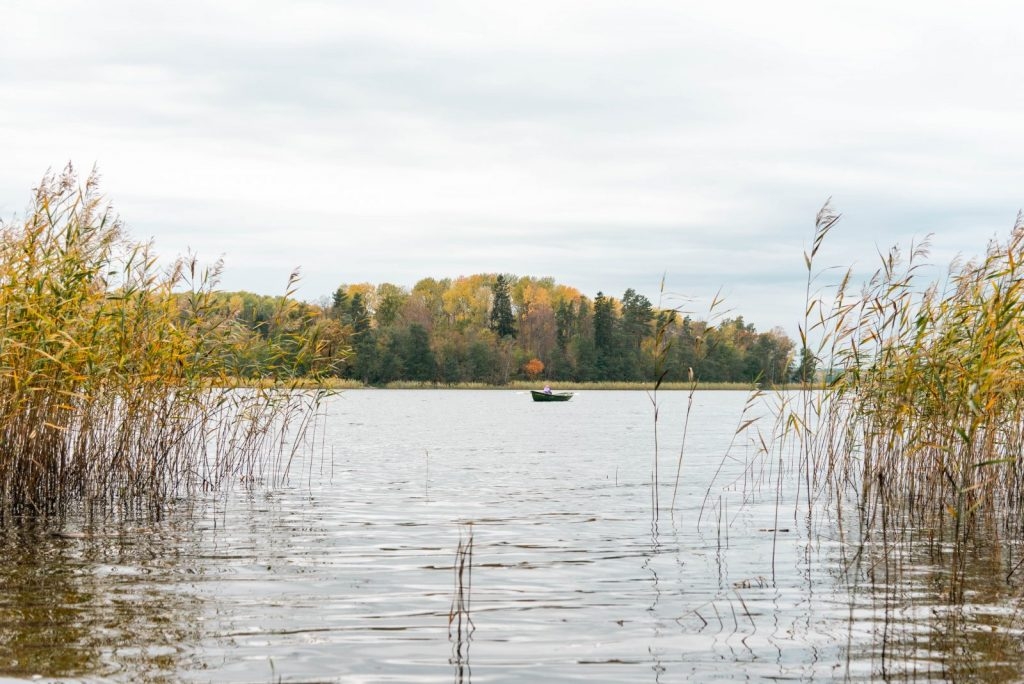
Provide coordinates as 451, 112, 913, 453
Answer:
448, 523, 474, 684
0, 515, 203, 682
836, 510, 1024, 682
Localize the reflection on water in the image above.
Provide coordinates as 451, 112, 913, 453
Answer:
0, 390, 1021, 682
448, 523, 474, 684
0, 515, 202, 682
835, 517, 1024, 682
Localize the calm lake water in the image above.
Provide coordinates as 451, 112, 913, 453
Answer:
2, 390, 1022, 682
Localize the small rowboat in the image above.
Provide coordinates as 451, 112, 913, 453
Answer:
530, 389, 573, 402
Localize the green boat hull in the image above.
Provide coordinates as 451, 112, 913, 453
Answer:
531, 390, 573, 402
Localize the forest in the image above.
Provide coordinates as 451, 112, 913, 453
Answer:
219, 273, 805, 386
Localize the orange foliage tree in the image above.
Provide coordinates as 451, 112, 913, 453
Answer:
523, 358, 545, 379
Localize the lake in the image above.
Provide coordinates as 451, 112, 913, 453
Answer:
1, 390, 1021, 682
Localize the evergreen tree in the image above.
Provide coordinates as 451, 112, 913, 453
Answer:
701, 332, 742, 381
489, 274, 517, 338
618, 289, 653, 379
592, 292, 614, 351
438, 343, 462, 384
592, 292, 617, 379
330, 286, 349, 319
349, 292, 370, 335
340, 292, 374, 381
377, 333, 404, 383
620, 288, 654, 350
555, 300, 575, 350
571, 335, 598, 381
351, 329, 379, 383
398, 324, 436, 381
468, 338, 498, 383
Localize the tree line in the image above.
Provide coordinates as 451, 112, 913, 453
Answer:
215, 274, 807, 386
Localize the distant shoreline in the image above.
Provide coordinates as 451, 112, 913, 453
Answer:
268, 379, 802, 391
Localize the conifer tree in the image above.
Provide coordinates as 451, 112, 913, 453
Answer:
489, 274, 517, 338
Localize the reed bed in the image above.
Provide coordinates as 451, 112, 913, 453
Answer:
715, 204, 1024, 677
785, 203, 1024, 625
0, 167, 330, 519
799, 207, 1024, 534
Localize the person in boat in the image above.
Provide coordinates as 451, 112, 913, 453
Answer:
543, 385, 553, 394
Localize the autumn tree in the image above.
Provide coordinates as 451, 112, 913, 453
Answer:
375, 282, 408, 328
516, 279, 557, 369
410, 277, 450, 331
523, 358, 545, 379
744, 327, 794, 385
444, 275, 491, 331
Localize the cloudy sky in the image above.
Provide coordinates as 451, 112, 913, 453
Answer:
2, 1, 1022, 336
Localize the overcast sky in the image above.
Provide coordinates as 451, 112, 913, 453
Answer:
2, 1, 1022, 337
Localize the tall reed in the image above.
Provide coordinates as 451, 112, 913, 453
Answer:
0, 166, 331, 518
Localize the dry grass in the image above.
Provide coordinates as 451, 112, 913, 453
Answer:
0, 166, 329, 518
